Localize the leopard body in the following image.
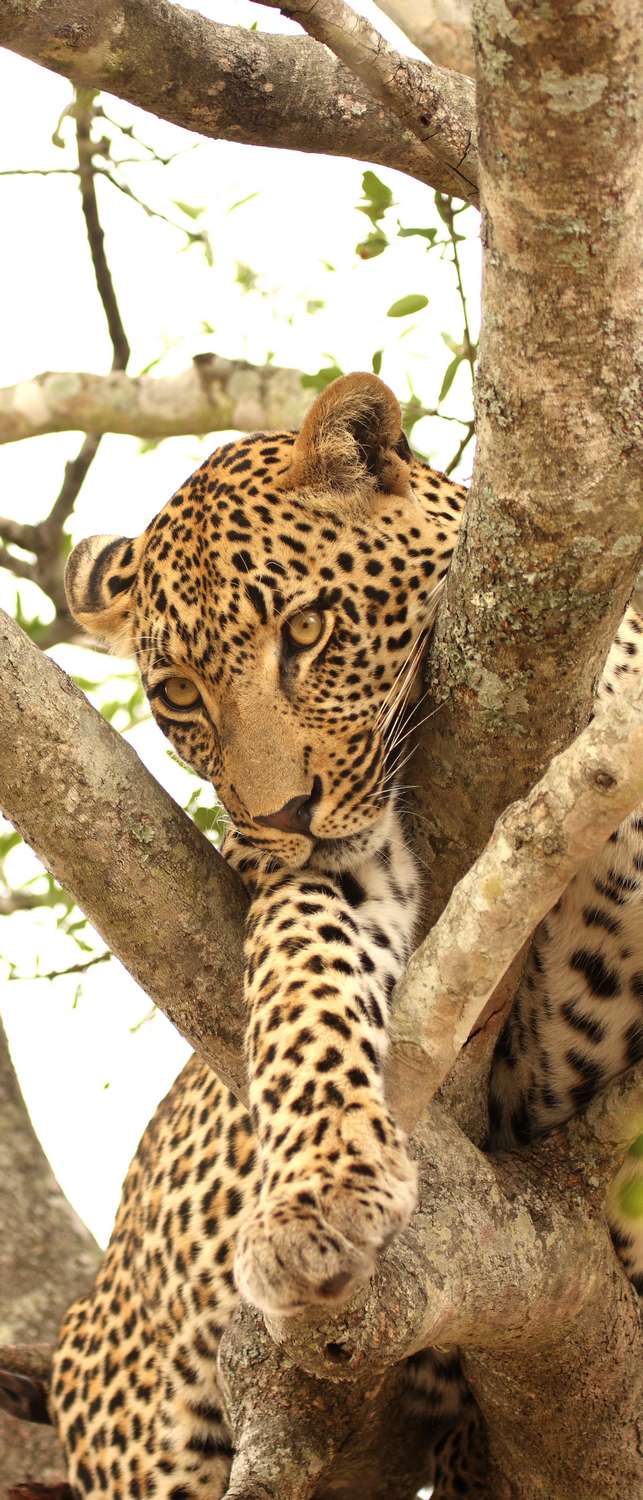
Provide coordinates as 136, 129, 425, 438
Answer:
51, 374, 642, 1498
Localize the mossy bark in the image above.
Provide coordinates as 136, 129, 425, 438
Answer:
412, 0, 643, 933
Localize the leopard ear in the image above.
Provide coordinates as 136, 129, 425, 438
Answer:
64, 533, 145, 654
286, 372, 411, 499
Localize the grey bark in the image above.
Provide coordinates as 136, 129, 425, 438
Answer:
408, 0, 643, 933
0, 611, 248, 1101
254, 0, 478, 200
0, 0, 477, 202
219, 1088, 642, 1500
0, 1018, 99, 1488
0, 358, 313, 446
377, 0, 474, 77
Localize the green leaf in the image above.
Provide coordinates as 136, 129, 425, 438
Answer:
305, 299, 325, 315
236, 262, 259, 293
173, 199, 206, 220
137, 353, 163, 376
0, 831, 22, 859
387, 294, 429, 318
441, 332, 462, 355
371, 350, 383, 376
438, 355, 463, 403
619, 1176, 643, 1219
358, 170, 394, 226
301, 363, 344, 393
356, 230, 388, 260
397, 225, 438, 243
227, 191, 260, 214
434, 192, 452, 224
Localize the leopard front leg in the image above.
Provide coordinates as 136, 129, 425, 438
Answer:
234, 864, 418, 1317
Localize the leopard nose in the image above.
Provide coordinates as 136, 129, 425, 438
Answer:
256, 776, 322, 835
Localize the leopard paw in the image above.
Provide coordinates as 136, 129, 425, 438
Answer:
234, 1129, 417, 1316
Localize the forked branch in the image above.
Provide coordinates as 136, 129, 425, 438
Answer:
254, 0, 477, 199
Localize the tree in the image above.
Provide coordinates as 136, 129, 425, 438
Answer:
0, 1, 641, 1496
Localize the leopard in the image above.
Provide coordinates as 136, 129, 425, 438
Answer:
39, 372, 642, 1498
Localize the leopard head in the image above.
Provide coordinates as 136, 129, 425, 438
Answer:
66, 374, 445, 867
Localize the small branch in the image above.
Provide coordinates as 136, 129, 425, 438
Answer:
0, 543, 36, 582
7, 951, 110, 982
0, 890, 59, 914
95, 164, 208, 245
0, 165, 76, 176
388, 680, 643, 1132
0, 515, 38, 547
45, 433, 101, 538
256, 0, 477, 198
444, 418, 475, 474
0, 91, 132, 624
75, 90, 130, 371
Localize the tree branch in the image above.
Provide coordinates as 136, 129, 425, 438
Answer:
0, 89, 131, 626
0, 358, 313, 445
0, 0, 478, 202
254, 0, 478, 198
376, 0, 474, 77
388, 679, 643, 1131
0, 608, 248, 1100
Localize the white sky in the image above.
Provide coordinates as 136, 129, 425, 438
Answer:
0, 0, 481, 1246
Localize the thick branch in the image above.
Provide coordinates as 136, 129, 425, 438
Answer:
388, 681, 643, 1131
255, 0, 477, 198
0, 358, 312, 445
0, 0, 478, 201
0, 609, 248, 1098
376, 0, 474, 77
222, 1101, 642, 1497
410, 0, 643, 934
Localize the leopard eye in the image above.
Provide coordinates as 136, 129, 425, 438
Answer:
286, 608, 325, 649
161, 676, 202, 710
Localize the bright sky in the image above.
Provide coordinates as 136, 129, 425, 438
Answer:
0, 0, 481, 1246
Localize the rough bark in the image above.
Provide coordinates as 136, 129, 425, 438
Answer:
0, 610, 248, 1101
0, 358, 312, 446
255, 0, 478, 199
0, 1019, 99, 1488
219, 1088, 643, 1499
409, 0, 643, 932
377, 0, 474, 77
0, 0, 477, 202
